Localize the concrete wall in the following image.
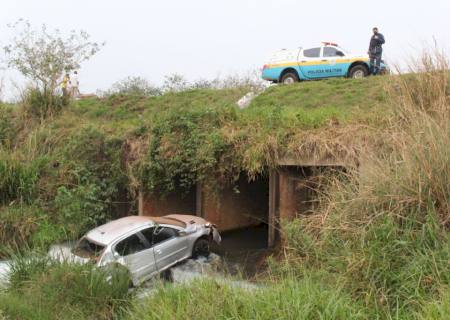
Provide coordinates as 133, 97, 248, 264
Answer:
139, 176, 269, 233
279, 167, 316, 220
140, 186, 196, 217
139, 165, 345, 247
200, 177, 269, 232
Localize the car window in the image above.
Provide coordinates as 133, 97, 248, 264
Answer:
73, 238, 105, 259
152, 227, 178, 245
140, 227, 156, 245
323, 47, 345, 57
303, 47, 321, 58
115, 234, 147, 256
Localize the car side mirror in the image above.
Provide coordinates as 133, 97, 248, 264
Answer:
178, 231, 187, 237
113, 251, 120, 259
336, 51, 344, 57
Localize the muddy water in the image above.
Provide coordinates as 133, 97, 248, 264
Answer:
137, 253, 260, 299
212, 224, 270, 277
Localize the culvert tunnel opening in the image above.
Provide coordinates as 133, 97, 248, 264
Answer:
138, 165, 347, 276
206, 174, 271, 277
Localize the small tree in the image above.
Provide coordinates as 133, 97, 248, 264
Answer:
3, 19, 103, 105
108, 76, 162, 96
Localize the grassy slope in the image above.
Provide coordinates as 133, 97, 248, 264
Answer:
2, 73, 448, 319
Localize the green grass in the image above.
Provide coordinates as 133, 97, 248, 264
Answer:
0, 68, 448, 319
127, 276, 366, 320
0, 76, 390, 255
0, 254, 132, 320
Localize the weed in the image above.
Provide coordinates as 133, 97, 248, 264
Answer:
1, 254, 132, 320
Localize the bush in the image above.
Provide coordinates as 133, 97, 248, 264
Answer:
142, 104, 237, 194
0, 154, 47, 204
0, 205, 65, 258
0, 105, 16, 147
54, 184, 108, 237
107, 76, 162, 97
0, 205, 42, 258
22, 87, 66, 119
0, 256, 132, 320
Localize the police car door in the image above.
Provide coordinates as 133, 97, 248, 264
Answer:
321, 46, 345, 77
298, 47, 328, 79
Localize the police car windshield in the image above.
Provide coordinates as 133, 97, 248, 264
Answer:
337, 46, 349, 54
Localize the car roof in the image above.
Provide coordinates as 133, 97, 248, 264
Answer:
151, 216, 187, 228
85, 215, 188, 245
86, 216, 154, 245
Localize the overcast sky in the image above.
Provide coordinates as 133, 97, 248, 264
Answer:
1, 0, 450, 99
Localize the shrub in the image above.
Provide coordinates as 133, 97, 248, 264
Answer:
142, 104, 237, 194
54, 184, 108, 237
0, 204, 64, 258
1, 256, 132, 320
0, 154, 47, 204
22, 87, 66, 118
0, 205, 43, 258
107, 76, 162, 97
0, 105, 16, 147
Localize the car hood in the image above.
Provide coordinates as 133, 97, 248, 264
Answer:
346, 53, 370, 60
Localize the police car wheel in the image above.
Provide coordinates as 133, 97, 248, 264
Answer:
281, 72, 298, 84
349, 65, 368, 79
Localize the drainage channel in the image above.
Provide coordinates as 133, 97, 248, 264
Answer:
211, 224, 270, 278
0, 228, 269, 293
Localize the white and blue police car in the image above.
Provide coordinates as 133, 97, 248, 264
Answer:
262, 42, 387, 84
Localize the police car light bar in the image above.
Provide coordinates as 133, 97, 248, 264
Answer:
322, 42, 338, 47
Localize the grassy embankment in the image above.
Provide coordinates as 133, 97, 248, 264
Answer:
0, 76, 386, 256
0, 56, 449, 319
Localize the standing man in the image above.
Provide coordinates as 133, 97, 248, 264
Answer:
368, 27, 385, 75
61, 73, 70, 98
70, 71, 80, 98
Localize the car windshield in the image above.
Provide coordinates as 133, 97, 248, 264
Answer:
73, 238, 105, 259
337, 46, 349, 54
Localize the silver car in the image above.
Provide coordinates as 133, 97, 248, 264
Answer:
65, 215, 221, 286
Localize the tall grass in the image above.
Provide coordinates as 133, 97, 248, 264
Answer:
0, 152, 47, 204
278, 50, 450, 318
127, 275, 366, 320
0, 253, 132, 320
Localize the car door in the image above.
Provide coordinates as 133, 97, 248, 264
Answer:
321, 46, 346, 77
298, 47, 327, 79
114, 233, 157, 283
149, 226, 189, 270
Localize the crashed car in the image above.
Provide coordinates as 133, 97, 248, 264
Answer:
262, 42, 388, 84
50, 215, 221, 286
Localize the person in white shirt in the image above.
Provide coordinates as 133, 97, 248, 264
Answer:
70, 71, 80, 98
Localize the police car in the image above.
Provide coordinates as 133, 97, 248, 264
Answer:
262, 42, 386, 84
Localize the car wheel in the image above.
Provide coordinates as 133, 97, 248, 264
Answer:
192, 238, 211, 259
160, 269, 173, 282
280, 72, 299, 84
349, 65, 368, 79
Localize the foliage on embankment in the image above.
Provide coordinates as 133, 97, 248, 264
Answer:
0, 76, 387, 255
0, 52, 449, 319
0, 255, 131, 320
271, 54, 450, 318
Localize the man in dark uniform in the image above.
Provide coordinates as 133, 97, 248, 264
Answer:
368, 27, 385, 75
